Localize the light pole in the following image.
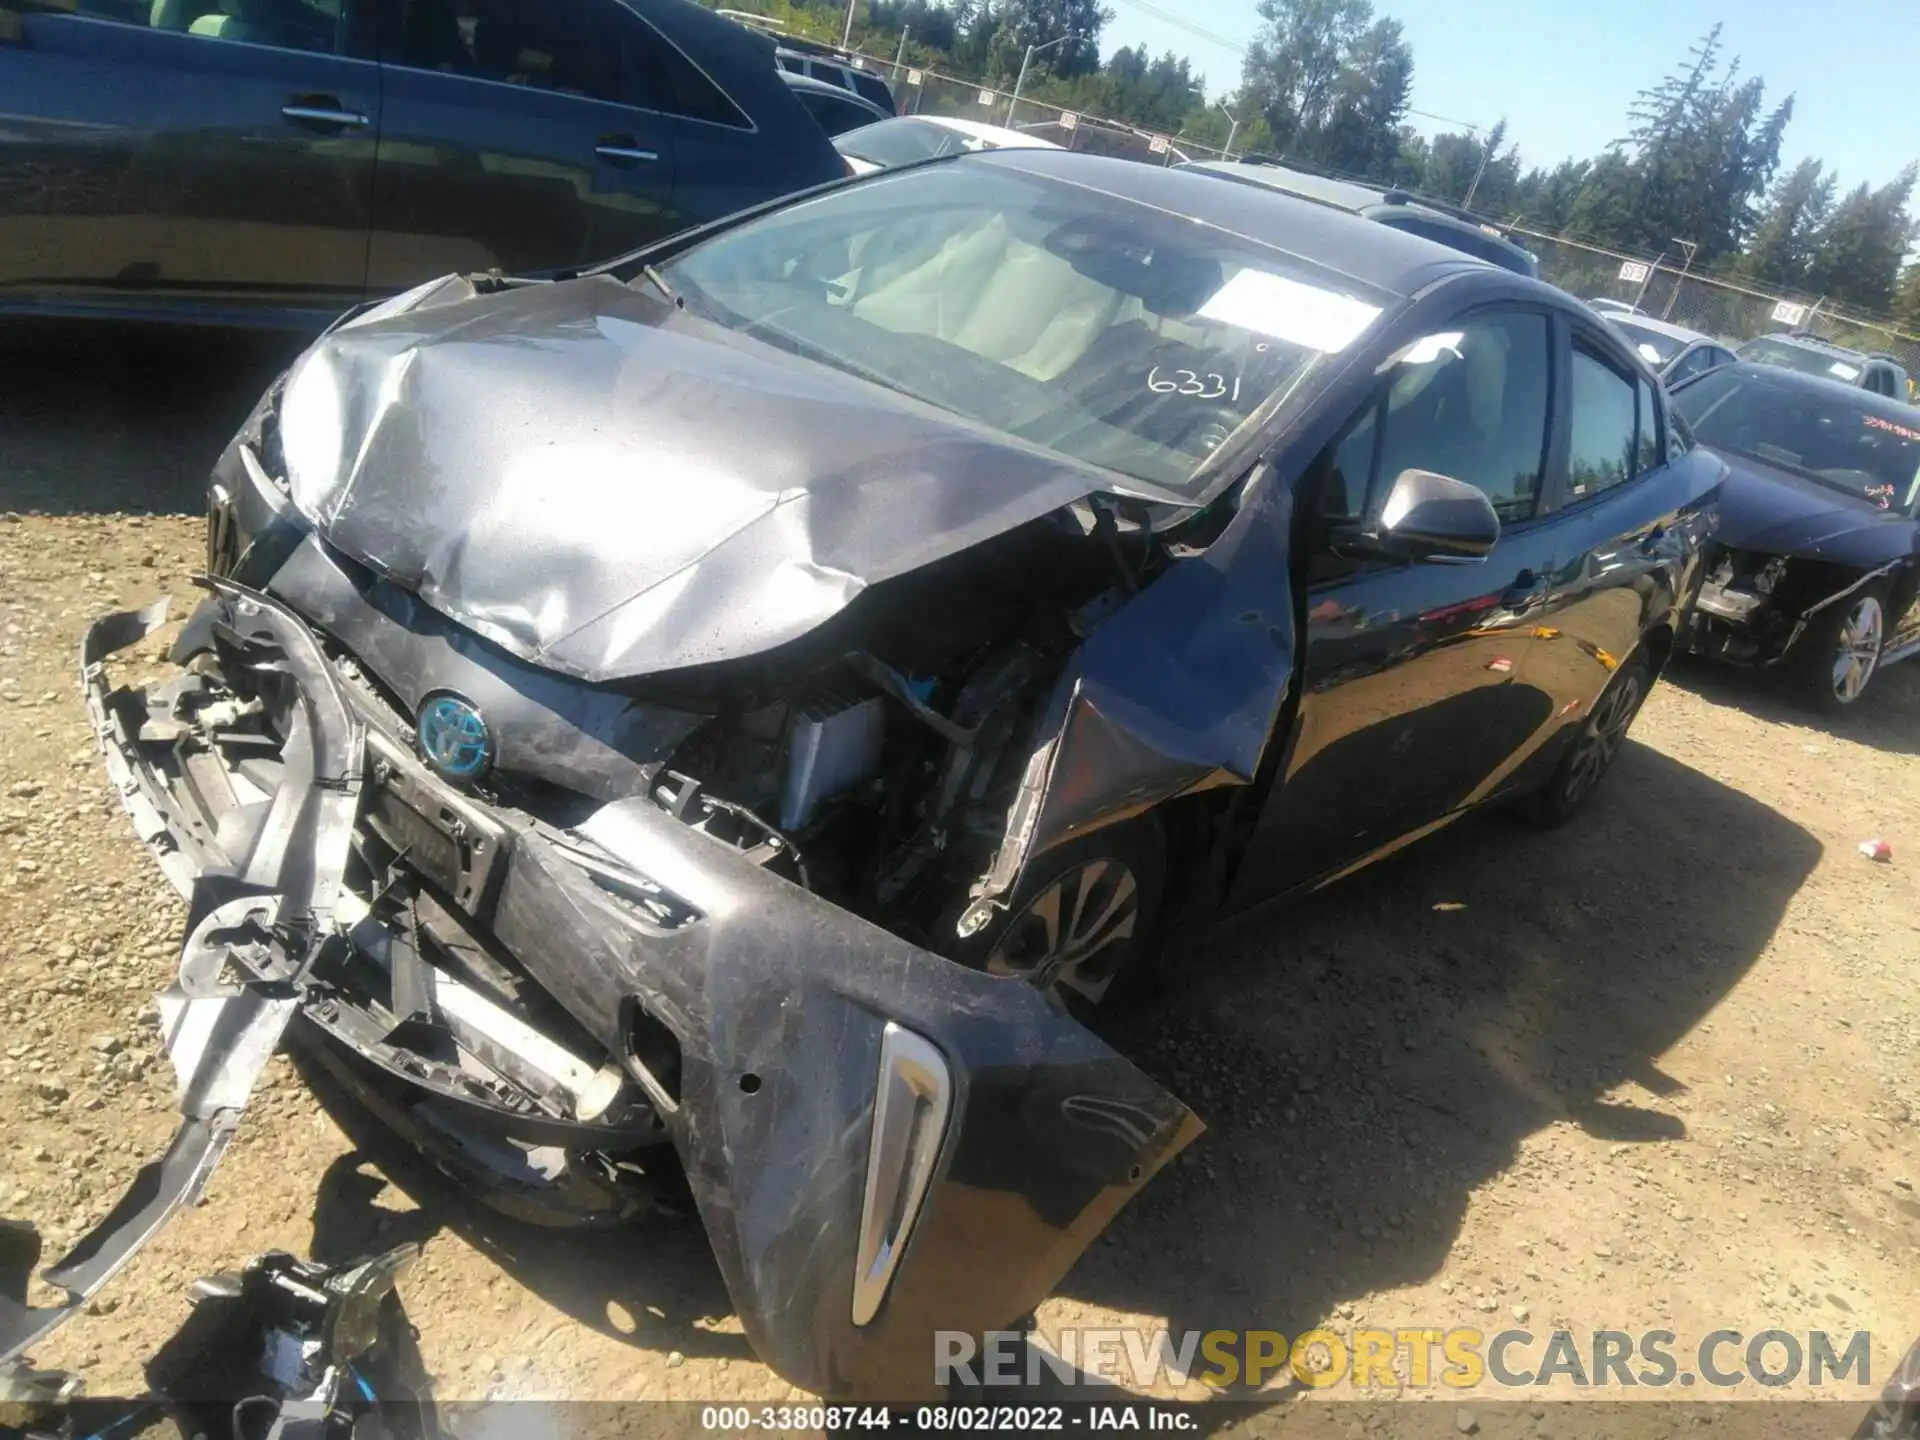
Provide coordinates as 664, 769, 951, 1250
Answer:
1661, 237, 1699, 321
1461, 125, 1492, 209
1008, 34, 1070, 127
1630, 249, 1667, 312
1216, 100, 1240, 161
840, 0, 856, 48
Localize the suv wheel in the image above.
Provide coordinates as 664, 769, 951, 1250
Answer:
1526, 655, 1651, 827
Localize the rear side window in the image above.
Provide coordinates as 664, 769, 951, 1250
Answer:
394, 0, 619, 99
1567, 346, 1638, 498
627, 14, 747, 126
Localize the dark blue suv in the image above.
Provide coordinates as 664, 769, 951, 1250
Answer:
0, 0, 844, 327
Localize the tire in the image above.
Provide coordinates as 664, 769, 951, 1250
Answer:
1525, 655, 1653, 827
1792, 583, 1887, 712
946, 819, 1167, 1015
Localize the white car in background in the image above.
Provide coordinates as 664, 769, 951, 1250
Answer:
835, 115, 1063, 175
1603, 312, 1740, 386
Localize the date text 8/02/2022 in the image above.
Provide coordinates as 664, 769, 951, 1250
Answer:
935, 1328, 1879, 1392
697, 1406, 1195, 1432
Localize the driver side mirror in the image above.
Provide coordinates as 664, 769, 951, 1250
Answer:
1372, 468, 1501, 561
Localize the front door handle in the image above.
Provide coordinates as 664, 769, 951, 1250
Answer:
281, 99, 370, 129
1501, 568, 1544, 611
594, 136, 659, 167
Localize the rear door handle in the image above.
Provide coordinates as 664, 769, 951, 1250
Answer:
281, 99, 370, 129
594, 136, 659, 167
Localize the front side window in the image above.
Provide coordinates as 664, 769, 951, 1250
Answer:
1673, 368, 1920, 511
659, 162, 1390, 495
1567, 346, 1638, 498
1315, 313, 1551, 525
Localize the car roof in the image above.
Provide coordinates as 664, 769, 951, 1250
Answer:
1182, 159, 1536, 272
984, 152, 1494, 299
1606, 313, 1711, 345
1745, 331, 1871, 360
912, 115, 1063, 149
1688, 361, 1920, 419
1184, 160, 1385, 212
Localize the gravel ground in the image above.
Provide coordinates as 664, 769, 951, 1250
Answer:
2, 324, 1917, 1431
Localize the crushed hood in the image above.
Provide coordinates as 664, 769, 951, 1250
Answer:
1708, 448, 1919, 568
277, 275, 1132, 682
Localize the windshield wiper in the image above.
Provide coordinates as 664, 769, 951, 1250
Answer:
640, 264, 683, 309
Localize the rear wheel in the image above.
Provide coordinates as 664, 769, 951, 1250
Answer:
949, 821, 1167, 1014
1526, 655, 1652, 827
1794, 585, 1886, 711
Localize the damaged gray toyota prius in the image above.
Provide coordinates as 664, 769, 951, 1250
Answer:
12, 149, 1717, 1398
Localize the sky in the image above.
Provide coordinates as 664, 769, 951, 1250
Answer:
1102, 0, 1918, 192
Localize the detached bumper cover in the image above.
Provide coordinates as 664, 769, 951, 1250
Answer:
20, 587, 1201, 1401
2, 587, 361, 1366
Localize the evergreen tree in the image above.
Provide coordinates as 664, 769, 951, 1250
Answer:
1739, 157, 1835, 290
1804, 166, 1919, 315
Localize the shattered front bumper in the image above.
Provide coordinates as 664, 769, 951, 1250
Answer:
9, 583, 1200, 1401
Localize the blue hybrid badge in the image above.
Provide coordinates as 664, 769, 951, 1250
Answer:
416, 692, 492, 783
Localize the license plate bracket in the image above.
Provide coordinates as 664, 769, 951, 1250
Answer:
361, 731, 509, 915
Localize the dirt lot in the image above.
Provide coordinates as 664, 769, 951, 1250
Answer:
2, 324, 1918, 1429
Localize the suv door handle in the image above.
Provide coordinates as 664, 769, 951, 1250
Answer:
281, 98, 370, 129
594, 136, 659, 166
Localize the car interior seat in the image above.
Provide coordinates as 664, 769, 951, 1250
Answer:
149, 0, 196, 31
849, 214, 1121, 382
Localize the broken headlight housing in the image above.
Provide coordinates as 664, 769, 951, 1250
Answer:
1752, 555, 1790, 595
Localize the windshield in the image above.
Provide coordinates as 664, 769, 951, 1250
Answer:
838, 118, 1027, 168
1611, 318, 1684, 365
1738, 336, 1866, 384
1674, 367, 1920, 510
658, 161, 1388, 493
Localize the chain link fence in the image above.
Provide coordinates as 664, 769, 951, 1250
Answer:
845, 52, 1232, 167
1514, 228, 1920, 375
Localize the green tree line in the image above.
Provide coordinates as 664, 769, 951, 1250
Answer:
725, 0, 1919, 328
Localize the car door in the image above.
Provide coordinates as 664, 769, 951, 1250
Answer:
1504, 319, 1719, 792
366, 0, 690, 287
0, 0, 378, 324
1225, 307, 1564, 903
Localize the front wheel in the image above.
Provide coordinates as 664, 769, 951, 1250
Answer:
1525, 655, 1652, 827
947, 821, 1167, 1015
1794, 585, 1886, 711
